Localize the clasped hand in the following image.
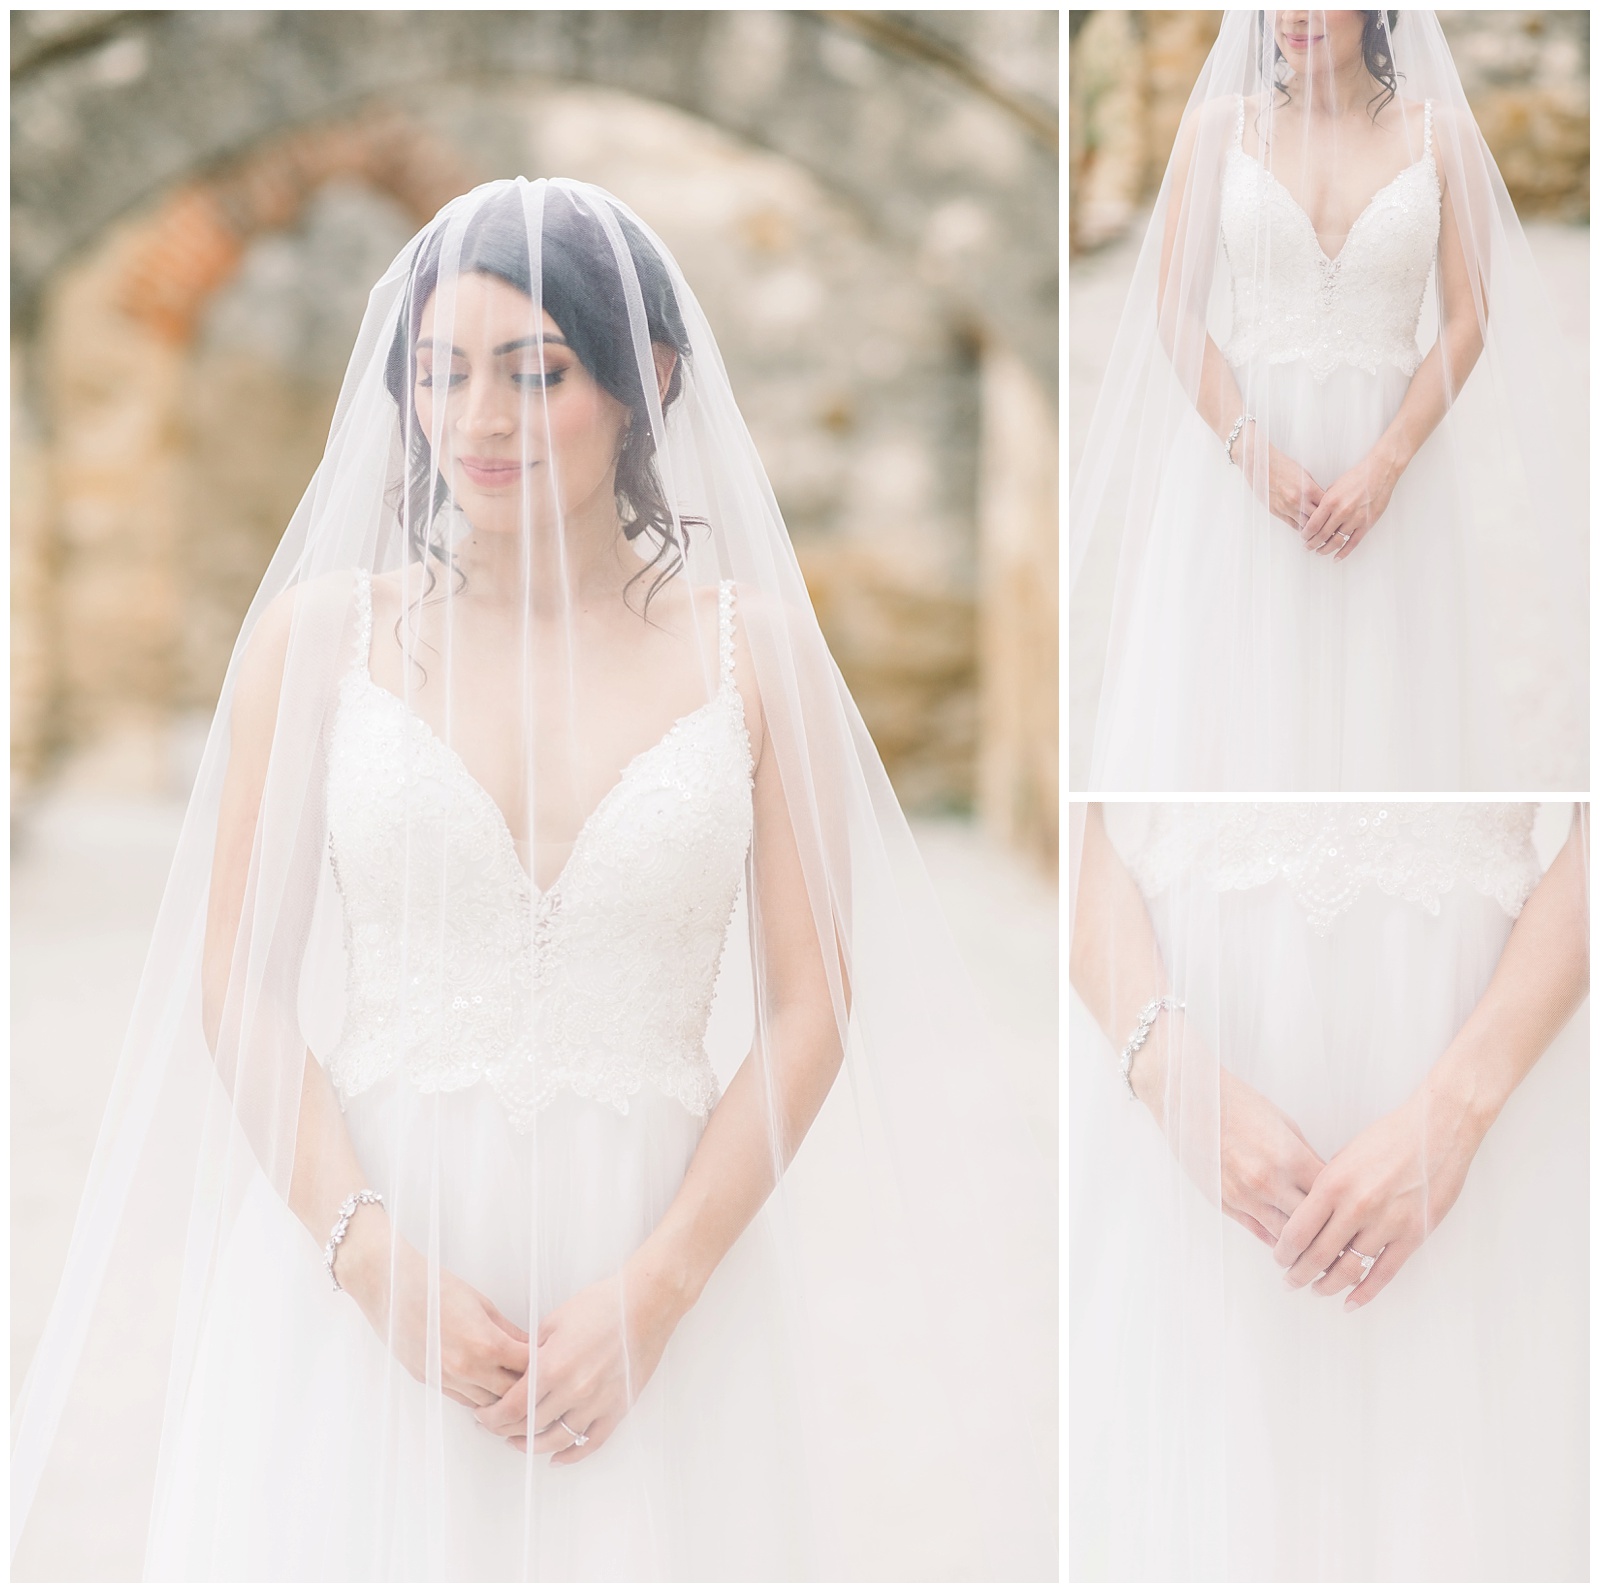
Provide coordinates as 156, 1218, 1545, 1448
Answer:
472, 1267, 680, 1464
341, 1220, 680, 1462
1220, 1073, 1483, 1311
1238, 428, 1399, 561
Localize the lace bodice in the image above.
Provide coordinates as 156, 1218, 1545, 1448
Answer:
322, 574, 754, 1126
1120, 803, 1540, 934
1219, 97, 1440, 379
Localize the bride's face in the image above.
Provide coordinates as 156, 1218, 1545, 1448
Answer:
1273, 10, 1368, 78
413, 271, 631, 540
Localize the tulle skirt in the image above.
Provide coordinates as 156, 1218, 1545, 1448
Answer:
146, 1082, 809, 1580
1069, 872, 1589, 1580
1091, 357, 1482, 790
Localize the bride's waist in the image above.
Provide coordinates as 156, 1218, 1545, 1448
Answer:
1222, 324, 1422, 383
326, 1020, 721, 1126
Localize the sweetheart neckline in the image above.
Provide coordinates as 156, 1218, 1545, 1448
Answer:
1231, 146, 1438, 268
342, 668, 746, 901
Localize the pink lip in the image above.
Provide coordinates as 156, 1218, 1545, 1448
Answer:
456, 457, 530, 487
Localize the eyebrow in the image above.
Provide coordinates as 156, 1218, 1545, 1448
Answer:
413, 334, 572, 356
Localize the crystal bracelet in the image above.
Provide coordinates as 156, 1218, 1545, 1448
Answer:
1119, 997, 1183, 1100
324, 1189, 385, 1292
1224, 413, 1255, 465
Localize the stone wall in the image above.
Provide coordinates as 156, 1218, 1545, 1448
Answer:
12, 15, 1058, 862
1069, 10, 1590, 253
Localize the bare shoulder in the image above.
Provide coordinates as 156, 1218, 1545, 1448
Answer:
1173, 93, 1246, 164
230, 567, 373, 715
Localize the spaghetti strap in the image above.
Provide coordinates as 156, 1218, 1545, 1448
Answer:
1234, 93, 1245, 150
350, 568, 373, 677
1422, 98, 1433, 159
717, 579, 736, 691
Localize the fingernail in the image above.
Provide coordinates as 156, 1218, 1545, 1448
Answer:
1344, 1297, 1362, 1312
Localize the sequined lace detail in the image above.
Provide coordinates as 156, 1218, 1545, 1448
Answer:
323, 574, 753, 1125
1124, 803, 1540, 934
1220, 97, 1440, 380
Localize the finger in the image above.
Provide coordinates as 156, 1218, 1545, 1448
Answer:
1273, 1181, 1335, 1269
1344, 1237, 1416, 1311
483, 1300, 531, 1343
530, 1378, 573, 1435
1332, 524, 1368, 562
531, 1411, 591, 1456
1284, 1207, 1354, 1289
492, 1329, 530, 1378
1301, 496, 1331, 542
449, 1380, 503, 1409
549, 1411, 618, 1466
1311, 1242, 1369, 1297
1223, 1203, 1277, 1246
1307, 509, 1345, 553
1283, 1147, 1326, 1208
474, 1377, 529, 1437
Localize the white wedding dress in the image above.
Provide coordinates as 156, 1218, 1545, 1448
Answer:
1093, 100, 1487, 789
1070, 804, 1588, 1579
146, 576, 812, 1580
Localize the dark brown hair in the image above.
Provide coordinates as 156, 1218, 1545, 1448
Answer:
1262, 11, 1401, 120
384, 185, 697, 622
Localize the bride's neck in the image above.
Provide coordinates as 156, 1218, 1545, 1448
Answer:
454, 498, 645, 619
1294, 61, 1375, 120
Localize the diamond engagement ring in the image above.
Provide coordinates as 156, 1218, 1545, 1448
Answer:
1346, 1246, 1379, 1275
558, 1418, 590, 1447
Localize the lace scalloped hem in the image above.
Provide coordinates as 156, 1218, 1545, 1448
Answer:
328, 1045, 722, 1129
1221, 338, 1424, 383
1120, 803, 1541, 935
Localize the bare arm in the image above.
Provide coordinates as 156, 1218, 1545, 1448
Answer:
1070, 805, 1325, 1242
1069, 804, 1174, 1118
1370, 142, 1486, 483
1157, 100, 1248, 448
1278, 809, 1588, 1306
1304, 121, 1488, 556
1158, 97, 1326, 529
203, 584, 528, 1400
1427, 810, 1587, 1135
627, 709, 845, 1320
202, 587, 382, 1258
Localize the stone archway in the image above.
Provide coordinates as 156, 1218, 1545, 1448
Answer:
12, 11, 1057, 862
12, 11, 1056, 380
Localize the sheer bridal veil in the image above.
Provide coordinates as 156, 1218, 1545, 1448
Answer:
12, 178, 1054, 1578
1070, 10, 1586, 788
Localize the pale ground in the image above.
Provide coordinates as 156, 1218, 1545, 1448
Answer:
9, 792, 1056, 1577
1069, 217, 1591, 786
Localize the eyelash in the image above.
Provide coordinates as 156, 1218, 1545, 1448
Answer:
417, 370, 566, 389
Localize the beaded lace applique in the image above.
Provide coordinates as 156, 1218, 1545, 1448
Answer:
1123, 803, 1541, 935
323, 574, 753, 1125
1220, 97, 1440, 380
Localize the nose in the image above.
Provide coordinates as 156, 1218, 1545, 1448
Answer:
453, 372, 517, 442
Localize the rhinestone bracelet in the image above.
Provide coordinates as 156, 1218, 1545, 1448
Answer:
1224, 413, 1255, 466
324, 1189, 385, 1292
1119, 997, 1183, 1100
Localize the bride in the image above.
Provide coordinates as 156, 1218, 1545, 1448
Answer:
1070, 10, 1586, 790
11, 180, 1053, 1580
1069, 801, 1588, 1578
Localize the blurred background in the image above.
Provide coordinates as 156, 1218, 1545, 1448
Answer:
10, 14, 1058, 1569
1067, 9, 1590, 783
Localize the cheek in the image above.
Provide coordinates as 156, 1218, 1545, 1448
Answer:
547, 390, 626, 474
413, 383, 437, 439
